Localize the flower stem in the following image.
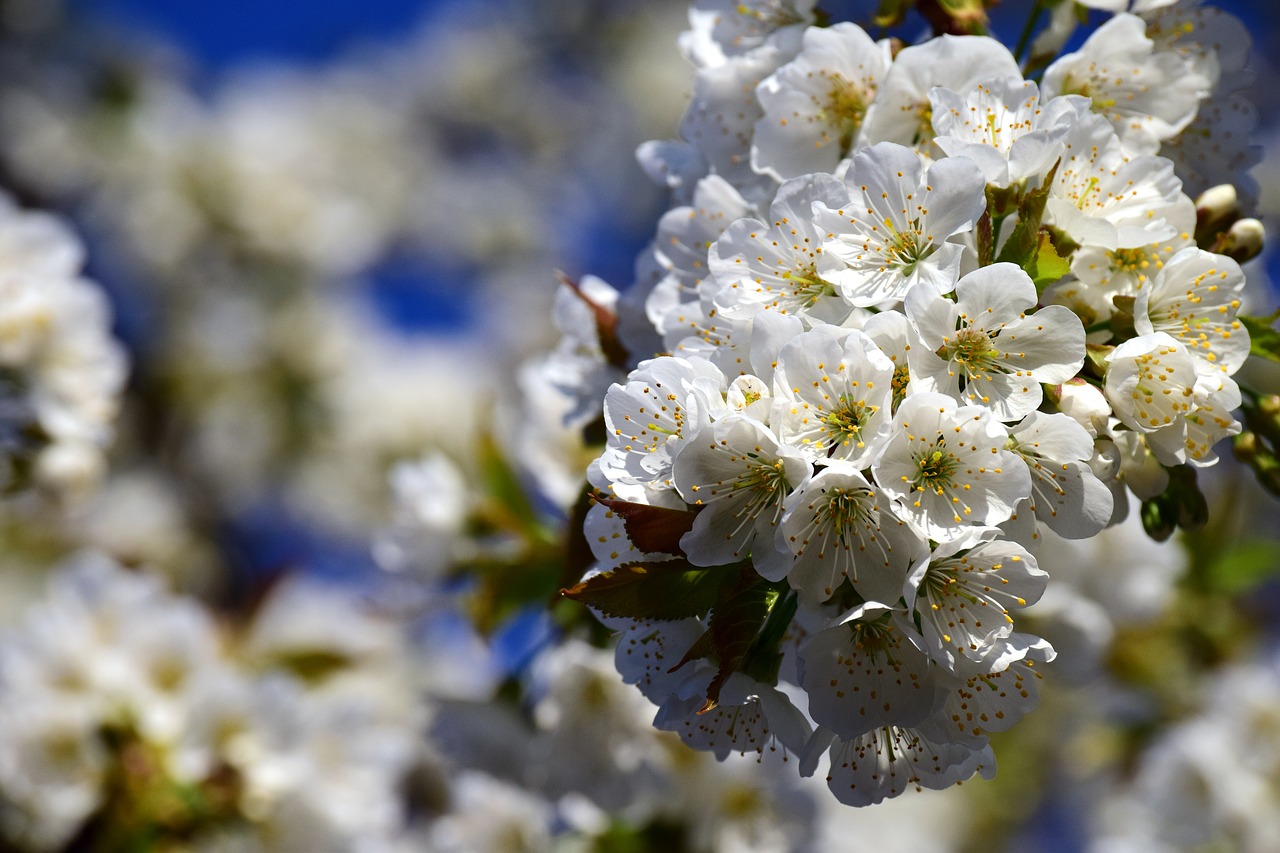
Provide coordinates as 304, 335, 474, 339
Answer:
1013, 0, 1044, 62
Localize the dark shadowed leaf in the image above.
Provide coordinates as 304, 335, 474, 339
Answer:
594, 495, 699, 556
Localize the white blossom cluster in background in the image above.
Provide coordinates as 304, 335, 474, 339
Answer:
0, 0, 690, 534
0, 195, 125, 504
0, 554, 423, 851
0, 0, 1278, 849
531, 0, 1272, 807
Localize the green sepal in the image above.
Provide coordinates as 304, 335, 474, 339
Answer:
995, 161, 1057, 267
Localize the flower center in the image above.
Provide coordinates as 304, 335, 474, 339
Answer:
823, 395, 875, 450
882, 222, 932, 275
1109, 246, 1151, 278
940, 327, 1000, 382
735, 457, 788, 497
913, 439, 959, 494
817, 487, 876, 543
825, 74, 870, 154
781, 263, 838, 307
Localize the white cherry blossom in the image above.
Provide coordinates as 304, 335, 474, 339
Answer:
799, 603, 944, 739
905, 530, 1048, 675
655, 671, 813, 759
1044, 110, 1187, 251
1104, 332, 1200, 437
672, 413, 811, 572
815, 142, 986, 305
649, 174, 755, 316
872, 392, 1030, 542
1042, 13, 1211, 154
801, 722, 994, 807
681, 0, 817, 69
752, 23, 891, 181
1102, 332, 1241, 467
936, 635, 1054, 743
930, 77, 1085, 188
1066, 193, 1195, 306
906, 263, 1086, 421
771, 328, 894, 466
1007, 411, 1114, 539
601, 356, 728, 489
773, 462, 928, 606
709, 172, 857, 325
1132, 246, 1249, 377
861, 35, 1020, 153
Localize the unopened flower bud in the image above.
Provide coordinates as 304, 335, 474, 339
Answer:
1089, 437, 1122, 482
1055, 378, 1111, 437
1140, 495, 1176, 542
1195, 183, 1240, 243
1220, 218, 1265, 263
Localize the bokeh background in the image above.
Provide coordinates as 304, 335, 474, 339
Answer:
1, 1, 1279, 850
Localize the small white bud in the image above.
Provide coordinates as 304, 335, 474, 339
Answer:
1056, 378, 1111, 438
1222, 218, 1265, 263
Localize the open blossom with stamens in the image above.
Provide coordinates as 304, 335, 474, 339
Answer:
1132, 246, 1249, 377
1042, 13, 1211, 155
1148, 370, 1242, 467
815, 141, 986, 305
601, 355, 728, 488
1065, 193, 1196, 305
929, 77, 1085, 188
709, 172, 857, 326
872, 392, 1031, 542
655, 671, 813, 759
673, 413, 811, 572
1006, 411, 1114, 540
1103, 332, 1241, 467
905, 529, 1048, 675
681, 0, 817, 69
1043, 110, 1188, 252
905, 263, 1086, 421
771, 462, 928, 606
799, 603, 944, 739
751, 23, 891, 181
936, 635, 1054, 743
801, 722, 994, 808
1104, 332, 1200, 437
861, 35, 1020, 153
771, 328, 894, 466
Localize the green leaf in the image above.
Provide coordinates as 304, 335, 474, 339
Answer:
691, 577, 779, 713
1204, 539, 1280, 594
476, 431, 541, 535
1241, 311, 1280, 363
560, 559, 740, 621
593, 495, 698, 556
1026, 230, 1071, 289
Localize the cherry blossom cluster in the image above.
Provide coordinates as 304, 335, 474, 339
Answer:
0, 554, 422, 850
561, 0, 1268, 807
0, 196, 126, 503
